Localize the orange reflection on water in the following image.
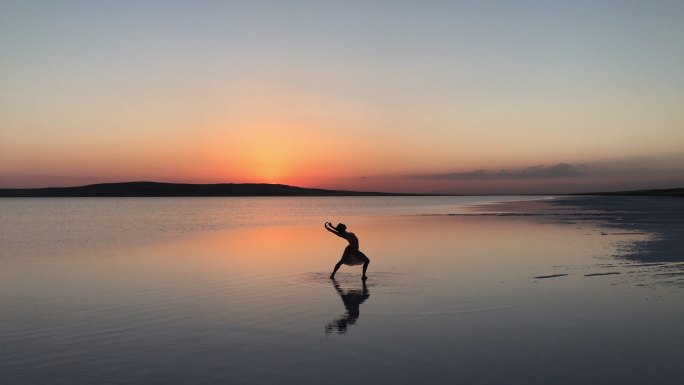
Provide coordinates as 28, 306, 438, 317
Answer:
139, 224, 340, 274
132, 213, 643, 287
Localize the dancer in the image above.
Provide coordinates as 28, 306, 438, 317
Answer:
325, 222, 370, 280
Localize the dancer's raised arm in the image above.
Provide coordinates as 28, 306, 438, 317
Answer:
325, 222, 342, 237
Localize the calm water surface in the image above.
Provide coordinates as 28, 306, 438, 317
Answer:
1, 197, 683, 385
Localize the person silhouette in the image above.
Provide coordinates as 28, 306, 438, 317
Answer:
325, 222, 370, 280
325, 279, 370, 334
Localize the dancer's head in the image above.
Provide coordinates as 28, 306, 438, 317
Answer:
335, 223, 347, 232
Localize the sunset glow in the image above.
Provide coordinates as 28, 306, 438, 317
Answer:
1, 1, 683, 193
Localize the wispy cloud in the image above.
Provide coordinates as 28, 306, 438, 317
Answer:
410, 163, 587, 180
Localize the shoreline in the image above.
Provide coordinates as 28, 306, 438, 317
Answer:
480, 196, 684, 286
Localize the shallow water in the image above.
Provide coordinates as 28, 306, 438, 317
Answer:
1, 196, 683, 385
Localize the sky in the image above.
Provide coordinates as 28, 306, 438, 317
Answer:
1, 0, 683, 194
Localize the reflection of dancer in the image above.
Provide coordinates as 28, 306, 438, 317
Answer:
325, 279, 370, 334
325, 222, 370, 280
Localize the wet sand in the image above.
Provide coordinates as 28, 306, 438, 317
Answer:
474, 196, 684, 287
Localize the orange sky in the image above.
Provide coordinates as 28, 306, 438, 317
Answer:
1, 2, 683, 193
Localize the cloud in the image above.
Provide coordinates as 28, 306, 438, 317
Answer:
411, 163, 588, 180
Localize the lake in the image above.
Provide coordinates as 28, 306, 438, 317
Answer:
1, 196, 683, 385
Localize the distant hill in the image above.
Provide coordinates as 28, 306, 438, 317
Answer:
575, 188, 684, 197
3, 182, 680, 197
0, 181, 411, 197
